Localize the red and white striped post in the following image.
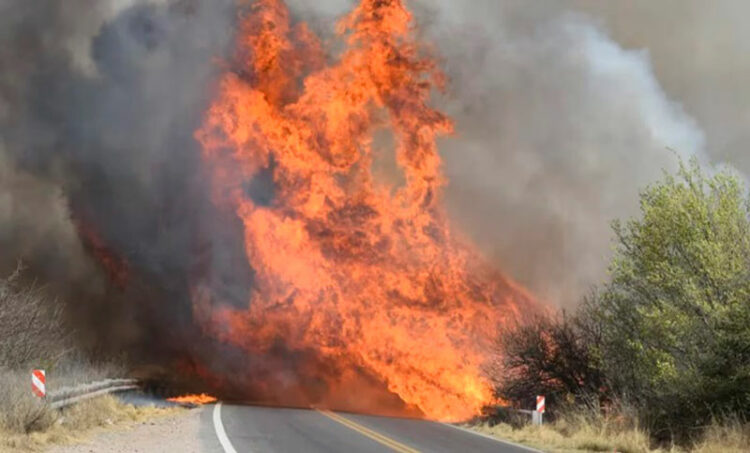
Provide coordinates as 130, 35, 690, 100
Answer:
32, 369, 46, 398
533, 395, 545, 425
536, 395, 545, 414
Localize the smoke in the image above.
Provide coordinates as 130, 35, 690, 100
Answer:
415, 1, 710, 306
568, 0, 750, 176
0, 0, 747, 366
0, 0, 238, 356
0, 148, 94, 284
421, 0, 749, 306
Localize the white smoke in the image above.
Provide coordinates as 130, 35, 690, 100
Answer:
424, 7, 709, 305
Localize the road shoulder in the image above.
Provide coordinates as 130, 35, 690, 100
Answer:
46, 405, 210, 453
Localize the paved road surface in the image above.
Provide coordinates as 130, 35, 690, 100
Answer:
203, 402, 539, 453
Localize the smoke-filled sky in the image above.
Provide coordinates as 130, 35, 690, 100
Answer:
285, 0, 749, 305
0, 0, 237, 352
433, 0, 750, 305
0, 0, 747, 324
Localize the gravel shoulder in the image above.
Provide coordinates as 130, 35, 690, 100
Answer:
46, 406, 216, 453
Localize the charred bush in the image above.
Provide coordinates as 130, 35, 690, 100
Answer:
492, 308, 609, 420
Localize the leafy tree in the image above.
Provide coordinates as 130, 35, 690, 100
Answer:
593, 158, 750, 437
494, 159, 750, 441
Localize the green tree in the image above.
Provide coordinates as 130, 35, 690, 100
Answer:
594, 158, 750, 437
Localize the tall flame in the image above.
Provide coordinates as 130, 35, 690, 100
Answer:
195, 0, 536, 421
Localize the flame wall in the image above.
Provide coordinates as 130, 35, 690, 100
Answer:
193, 0, 536, 420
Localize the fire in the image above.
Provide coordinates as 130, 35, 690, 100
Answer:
194, 0, 536, 421
167, 393, 218, 405
73, 218, 130, 290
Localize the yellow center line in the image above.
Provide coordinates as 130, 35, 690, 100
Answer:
316, 409, 421, 453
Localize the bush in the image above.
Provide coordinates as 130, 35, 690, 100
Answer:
0, 263, 72, 369
0, 369, 56, 433
494, 311, 608, 415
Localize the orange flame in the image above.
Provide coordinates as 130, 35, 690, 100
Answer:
167, 393, 218, 405
73, 218, 130, 289
195, 0, 537, 421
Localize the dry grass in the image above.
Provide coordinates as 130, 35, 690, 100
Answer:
0, 395, 184, 452
469, 413, 750, 453
0, 340, 180, 452
690, 422, 750, 453
471, 420, 652, 453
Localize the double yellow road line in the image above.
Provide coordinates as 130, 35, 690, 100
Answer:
316, 409, 421, 453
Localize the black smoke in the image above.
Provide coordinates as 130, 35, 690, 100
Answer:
0, 0, 246, 364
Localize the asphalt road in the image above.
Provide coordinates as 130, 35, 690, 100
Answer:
202, 402, 540, 453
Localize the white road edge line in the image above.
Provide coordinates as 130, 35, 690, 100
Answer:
440, 423, 543, 453
213, 402, 240, 453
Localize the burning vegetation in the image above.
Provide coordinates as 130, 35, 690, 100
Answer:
167, 393, 218, 405
191, 0, 537, 421
0, 0, 539, 424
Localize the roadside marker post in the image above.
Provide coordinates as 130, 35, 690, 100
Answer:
32, 369, 46, 398
533, 395, 545, 426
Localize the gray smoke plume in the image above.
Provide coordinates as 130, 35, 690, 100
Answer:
0, 0, 239, 356
417, 1, 709, 306
422, 0, 748, 306
569, 0, 750, 176
0, 0, 747, 364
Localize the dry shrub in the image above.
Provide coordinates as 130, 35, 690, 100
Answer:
0, 263, 71, 369
0, 395, 183, 452
0, 370, 56, 434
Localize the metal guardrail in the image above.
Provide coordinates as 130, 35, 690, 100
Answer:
48, 378, 139, 410
488, 405, 544, 425
512, 408, 534, 415
490, 405, 534, 415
